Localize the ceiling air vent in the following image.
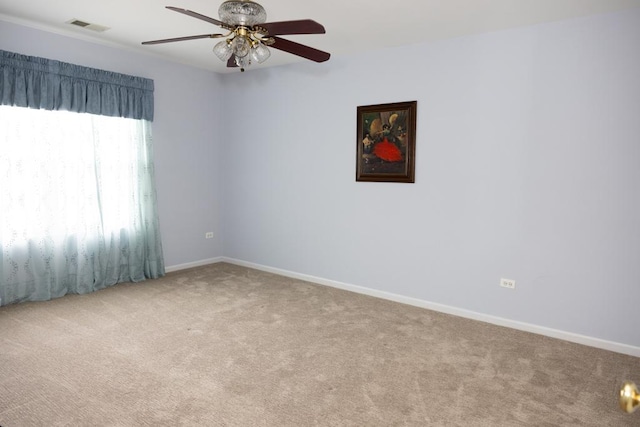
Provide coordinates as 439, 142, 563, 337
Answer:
66, 19, 110, 32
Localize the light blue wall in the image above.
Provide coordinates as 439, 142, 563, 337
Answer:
0, 20, 224, 267
220, 9, 640, 347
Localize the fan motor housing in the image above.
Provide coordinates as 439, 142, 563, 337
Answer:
219, 0, 267, 26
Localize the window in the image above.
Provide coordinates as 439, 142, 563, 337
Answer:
1, 106, 149, 239
0, 49, 164, 306
0, 106, 164, 305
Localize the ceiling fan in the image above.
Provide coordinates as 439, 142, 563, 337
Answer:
142, 1, 330, 72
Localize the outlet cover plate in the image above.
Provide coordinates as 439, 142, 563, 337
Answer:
500, 278, 516, 289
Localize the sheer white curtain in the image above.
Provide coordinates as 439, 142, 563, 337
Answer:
0, 106, 164, 305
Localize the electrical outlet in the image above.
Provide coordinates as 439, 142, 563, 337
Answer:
500, 278, 516, 289
205, 232, 214, 239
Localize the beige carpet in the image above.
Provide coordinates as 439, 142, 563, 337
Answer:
0, 262, 637, 426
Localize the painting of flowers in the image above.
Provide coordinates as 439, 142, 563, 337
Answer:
356, 101, 417, 183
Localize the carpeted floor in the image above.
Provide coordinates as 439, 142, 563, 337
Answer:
0, 262, 638, 426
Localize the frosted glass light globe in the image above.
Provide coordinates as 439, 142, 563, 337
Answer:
251, 44, 271, 64
213, 40, 232, 61
231, 36, 251, 58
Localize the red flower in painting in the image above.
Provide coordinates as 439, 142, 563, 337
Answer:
373, 138, 403, 162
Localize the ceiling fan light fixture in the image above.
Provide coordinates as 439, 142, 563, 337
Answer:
218, 0, 267, 27
213, 40, 233, 61
251, 43, 270, 64
235, 55, 251, 70
143, 3, 330, 72
231, 35, 251, 58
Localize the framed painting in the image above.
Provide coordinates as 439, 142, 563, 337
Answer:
356, 101, 417, 183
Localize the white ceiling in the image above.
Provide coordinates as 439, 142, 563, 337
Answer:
1, 0, 639, 74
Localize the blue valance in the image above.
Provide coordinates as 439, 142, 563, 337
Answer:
0, 49, 154, 121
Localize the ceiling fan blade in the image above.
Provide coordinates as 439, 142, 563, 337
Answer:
258, 19, 326, 36
166, 6, 226, 27
142, 34, 223, 45
270, 36, 330, 63
227, 56, 238, 68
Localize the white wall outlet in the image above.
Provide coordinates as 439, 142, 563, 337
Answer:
205, 232, 214, 239
500, 278, 516, 289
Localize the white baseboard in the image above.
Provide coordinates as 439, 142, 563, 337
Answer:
221, 257, 640, 358
165, 257, 224, 273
